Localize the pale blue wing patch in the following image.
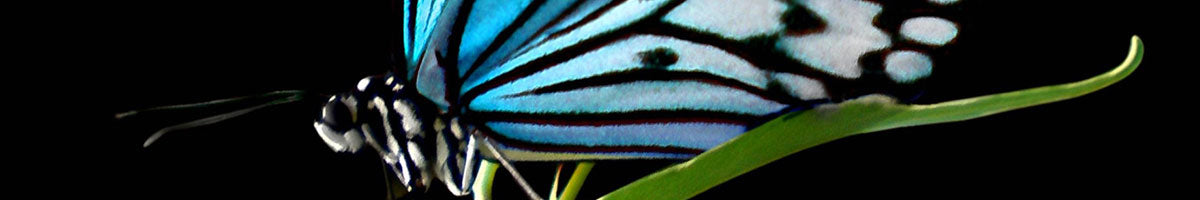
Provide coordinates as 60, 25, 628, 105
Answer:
486, 122, 745, 150
404, 0, 451, 80
412, 0, 472, 112
777, 0, 890, 79
663, 0, 788, 40
464, 0, 595, 92
884, 50, 933, 83
409, 0, 449, 65
415, 48, 452, 111
772, 73, 828, 100
461, 0, 672, 92
900, 16, 958, 46
486, 143, 699, 161
471, 80, 788, 115
456, 0, 534, 77
505, 0, 613, 58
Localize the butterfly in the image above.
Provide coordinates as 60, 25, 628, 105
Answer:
126, 0, 1146, 199
306, 0, 965, 198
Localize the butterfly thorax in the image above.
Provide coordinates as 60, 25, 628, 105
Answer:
313, 72, 481, 195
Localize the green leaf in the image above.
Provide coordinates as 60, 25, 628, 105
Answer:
601, 36, 1144, 200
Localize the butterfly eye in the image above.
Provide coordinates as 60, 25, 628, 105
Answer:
314, 95, 365, 153
320, 96, 356, 130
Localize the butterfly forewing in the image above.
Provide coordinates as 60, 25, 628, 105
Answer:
390, 0, 960, 195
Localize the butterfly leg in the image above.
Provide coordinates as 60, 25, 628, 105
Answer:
473, 132, 545, 200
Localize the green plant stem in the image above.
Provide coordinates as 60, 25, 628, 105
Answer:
473, 160, 500, 200
559, 162, 594, 200
550, 164, 563, 200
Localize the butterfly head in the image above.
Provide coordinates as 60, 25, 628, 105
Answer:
313, 73, 438, 192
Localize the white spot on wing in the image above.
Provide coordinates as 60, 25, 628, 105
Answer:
779, 0, 890, 78
772, 73, 828, 100
664, 0, 787, 40
900, 17, 958, 46
884, 50, 933, 83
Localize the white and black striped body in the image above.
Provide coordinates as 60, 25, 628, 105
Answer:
316, 0, 961, 196
314, 74, 483, 196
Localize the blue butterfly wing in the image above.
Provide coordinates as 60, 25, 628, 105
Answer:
411, 0, 597, 112
403, 0, 446, 74
465, 0, 820, 160
455, 0, 761, 160
401, 0, 607, 193
412, 0, 958, 161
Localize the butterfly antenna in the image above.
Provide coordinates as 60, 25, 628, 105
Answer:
116, 90, 305, 119
473, 132, 545, 200
119, 90, 308, 147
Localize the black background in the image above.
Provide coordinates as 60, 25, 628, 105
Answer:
109, 1, 1190, 199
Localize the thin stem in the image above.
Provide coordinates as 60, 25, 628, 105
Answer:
473, 160, 500, 200
549, 163, 564, 200
559, 162, 594, 200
